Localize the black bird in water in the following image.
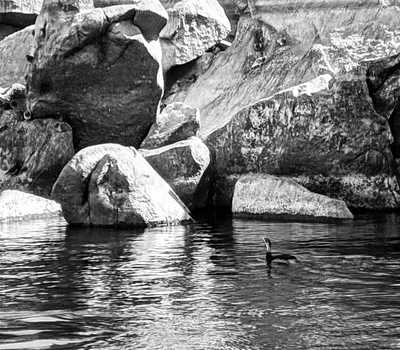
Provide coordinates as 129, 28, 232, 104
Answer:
263, 238, 297, 269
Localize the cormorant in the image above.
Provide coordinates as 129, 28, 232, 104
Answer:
263, 238, 297, 269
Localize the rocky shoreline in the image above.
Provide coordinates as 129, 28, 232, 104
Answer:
1, 0, 400, 226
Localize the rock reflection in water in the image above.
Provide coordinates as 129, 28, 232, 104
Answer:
1, 214, 400, 349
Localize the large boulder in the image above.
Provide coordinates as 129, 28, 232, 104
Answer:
0, 110, 74, 196
160, 0, 231, 71
141, 137, 211, 210
0, 25, 34, 87
165, 2, 400, 209
52, 144, 192, 227
141, 102, 200, 149
26, 0, 168, 150
0, 190, 61, 222
0, 1, 41, 27
232, 174, 354, 220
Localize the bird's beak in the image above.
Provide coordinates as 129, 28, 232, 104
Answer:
263, 238, 271, 251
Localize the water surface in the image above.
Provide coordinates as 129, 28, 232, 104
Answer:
1, 213, 400, 349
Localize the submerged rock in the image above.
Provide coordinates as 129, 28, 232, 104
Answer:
141, 137, 211, 210
232, 174, 353, 220
160, 0, 231, 71
0, 190, 61, 222
26, 0, 167, 150
0, 110, 74, 196
52, 144, 192, 227
0, 26, 34, 87
141, 102, 200, 149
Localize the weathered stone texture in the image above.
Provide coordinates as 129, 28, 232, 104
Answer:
233, 174, 354, 220
141, 102, 200, 149
0, 110, 74, 196
52, 144, 192, 227
141, 137, 211, 210
0, 25, 34, 87
26, 0, 167, 150
0, 190, 61, 222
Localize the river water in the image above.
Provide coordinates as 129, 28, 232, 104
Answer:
1, 213, 400, 350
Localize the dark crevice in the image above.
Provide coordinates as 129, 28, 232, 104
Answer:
389, 102, 400, 179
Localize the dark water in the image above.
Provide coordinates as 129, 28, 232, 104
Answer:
1, 213, 400, 350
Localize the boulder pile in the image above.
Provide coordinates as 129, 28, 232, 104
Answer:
3, 0, 400, 225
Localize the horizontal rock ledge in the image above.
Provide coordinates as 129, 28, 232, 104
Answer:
232, 174, 354, 221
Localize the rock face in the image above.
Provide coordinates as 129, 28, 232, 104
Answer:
0, 25, 34, 87
160, 0, 231, 71
141, 137, 211, 210
141, 102, 200, 149
52, 144, 192, 227
232, 174, 354, 220
0, 190, 61, 222
0, 110, 74, 196
0, 0, 41, 27
165, 2, 400, 209
26, 0, 167, 150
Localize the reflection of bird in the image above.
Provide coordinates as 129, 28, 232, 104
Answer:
263, 238, 297, 269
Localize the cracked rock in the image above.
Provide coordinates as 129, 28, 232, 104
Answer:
26, 0, 168, 150
52, 143, 192, 227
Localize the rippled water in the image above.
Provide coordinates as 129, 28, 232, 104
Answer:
1, 213, 400, 350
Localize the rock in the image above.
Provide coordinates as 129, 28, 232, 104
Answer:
160, 0, 243, 39
141, 102, 200, 149
141, 137, 211, 210
26, 0, 168, 150
0, 110, 74, 196
165, 3, 400, 209
0, 1, 41, 27
0, 83, 26, 114
232, 174, 354, 220
0, 25, 34, 87
52, 144, 192, 227
0, 190, 61, 222
160, 0, 231, 71
293, 174, 400, 211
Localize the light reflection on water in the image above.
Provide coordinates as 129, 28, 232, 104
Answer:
0, 213, 400, 349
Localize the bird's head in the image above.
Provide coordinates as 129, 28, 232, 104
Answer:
263, 237, 271, 252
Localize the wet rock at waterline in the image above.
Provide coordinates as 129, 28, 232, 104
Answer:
232, 174, 354, 220
0, 190, 61, 222
141, 102, 200, 149
26, 0, 167, 150
141, 137, 211, 210
0, 110, 74, 196
293, 174, 400, 211
163, 5, 400, 209
160, 0, 231, 72
0, 25, 34, 87
52, 144, 192, 227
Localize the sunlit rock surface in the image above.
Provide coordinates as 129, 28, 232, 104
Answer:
232, 174, 354, 220
141, 102, 200, 149
0, 110, 74, 196
160, 0, 231, 71
0, 26, 34, 87
0, 190, 61, 222
165, 1, 400, 209
26, 0, 167, 150
141, 137, 211, 210
52, 144, 192, 227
